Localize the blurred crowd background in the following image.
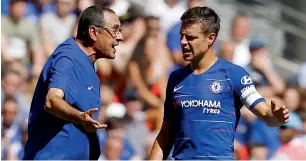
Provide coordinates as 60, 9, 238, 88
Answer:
1, 0, 306, 160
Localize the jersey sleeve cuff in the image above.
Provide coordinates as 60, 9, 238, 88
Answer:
48, 82, 67, 94
249, 98, 265, 109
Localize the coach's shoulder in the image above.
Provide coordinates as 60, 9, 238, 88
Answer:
50, 45, 74, 61
52, 38, 74, 54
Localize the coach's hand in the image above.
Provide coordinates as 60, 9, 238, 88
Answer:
271, 100, 290, 124
80, 108, 107, 132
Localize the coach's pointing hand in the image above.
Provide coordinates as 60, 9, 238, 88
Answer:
80, 108, 107, 132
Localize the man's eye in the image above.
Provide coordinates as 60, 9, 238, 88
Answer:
186, 35, 196, 41
180, 35, 196, 41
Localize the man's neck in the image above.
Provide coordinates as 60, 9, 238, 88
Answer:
190, 48, 218, 75
75, 38, 97, 63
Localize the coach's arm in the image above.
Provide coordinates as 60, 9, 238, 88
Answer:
250, 100, 289, 127
45, 88, 106, 132
149, 120, 175, 160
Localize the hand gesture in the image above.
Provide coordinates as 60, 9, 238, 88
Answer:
271, 100, 290, 125
80, 108, 107, 132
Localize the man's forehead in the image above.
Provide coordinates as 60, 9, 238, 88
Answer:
104, 12, 121, 28
180, 22, 202, 34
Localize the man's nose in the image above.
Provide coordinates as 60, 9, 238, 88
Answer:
116, 31, 124, 42
180, 35, 187, 45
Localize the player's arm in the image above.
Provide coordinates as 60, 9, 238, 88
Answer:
150, 120, 175, 160
234, 67, 289, 127
149, 73, 175, 160
250, 100, 289, 127
45, 56, 106, 132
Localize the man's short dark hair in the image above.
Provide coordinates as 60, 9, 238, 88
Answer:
180, 6, 220, 37
76, 5, 115, 45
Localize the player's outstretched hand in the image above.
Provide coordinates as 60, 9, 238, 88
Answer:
271, 100, 290, 125
80, 108, 107, 132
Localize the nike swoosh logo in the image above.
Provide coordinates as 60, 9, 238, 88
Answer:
88, 86, 93, 90
174, 86, 183, 92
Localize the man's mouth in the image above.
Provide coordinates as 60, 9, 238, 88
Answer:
183, 48, 191, 53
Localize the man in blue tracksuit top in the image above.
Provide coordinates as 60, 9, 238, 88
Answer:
149, 6, 290, 160
23, 6, 124, 160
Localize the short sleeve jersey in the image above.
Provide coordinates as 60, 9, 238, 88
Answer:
23, 37, 101, 160
164, 57, 264, 160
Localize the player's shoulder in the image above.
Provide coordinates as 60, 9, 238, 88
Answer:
166, 68, 182, 90
218, 58, 243, 70
169, 64, 190, 79
167, 64, 192, 87
218, 58, 248, 75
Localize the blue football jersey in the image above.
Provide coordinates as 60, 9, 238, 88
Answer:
164, 57, 264, 160
23, 37, 101, 160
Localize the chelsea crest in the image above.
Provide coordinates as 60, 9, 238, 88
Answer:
209, 80, 223, 94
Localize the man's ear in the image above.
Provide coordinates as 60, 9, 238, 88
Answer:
88, 26, 98, 41
207, 33, 216, 46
